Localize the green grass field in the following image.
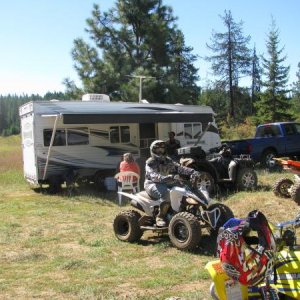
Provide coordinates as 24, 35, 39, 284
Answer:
0, 135, 299, 299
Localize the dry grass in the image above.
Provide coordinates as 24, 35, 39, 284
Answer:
0, 135, 23, 171
0, 135, 299, 299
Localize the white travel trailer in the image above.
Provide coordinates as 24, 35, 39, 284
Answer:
19, 94, 221, 192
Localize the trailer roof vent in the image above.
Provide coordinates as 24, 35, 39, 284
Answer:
82, 94, 110, 102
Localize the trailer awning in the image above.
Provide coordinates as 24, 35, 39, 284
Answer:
34, 101, 215, 124
63, 112, 213, 124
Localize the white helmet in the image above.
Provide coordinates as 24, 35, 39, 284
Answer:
150, 140, 167, 159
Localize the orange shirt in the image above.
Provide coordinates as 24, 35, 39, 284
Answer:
119, 161, 140, 182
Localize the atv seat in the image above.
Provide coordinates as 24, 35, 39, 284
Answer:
137, 191, 153, 200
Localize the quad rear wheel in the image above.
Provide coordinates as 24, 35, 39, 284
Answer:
113, 210, 143, 242
236, 168, 257, 190
197, 171, 215, 195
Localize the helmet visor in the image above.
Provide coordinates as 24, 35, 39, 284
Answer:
153, 142, 166, 155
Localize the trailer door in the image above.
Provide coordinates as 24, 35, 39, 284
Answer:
139, 123, 156, 158
20, 114, 38, 184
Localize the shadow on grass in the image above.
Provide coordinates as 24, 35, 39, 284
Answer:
256, 184, 272, 192
32, 184, 120, 205
213, 182, 274, 199
137, 233, 217, 256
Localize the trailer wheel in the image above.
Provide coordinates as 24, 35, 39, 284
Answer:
47, 176, 62, 194
290, 182, 300, 205
93, 171, 106, 191
273, 178, 293, 198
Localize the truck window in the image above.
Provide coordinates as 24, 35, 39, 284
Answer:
67, 128, 89, 145
43, 129, 66, 146
294, 123, 300, 134
283, 124, 296, 136
110, 126, 130, 143
256, 125, 281, 137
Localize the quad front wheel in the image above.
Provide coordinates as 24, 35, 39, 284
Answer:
236, 168, 258, 190
273, 178, 293, 198
168, 212, 201, 251
206, 203, 234, 236
113, 210, 143, 242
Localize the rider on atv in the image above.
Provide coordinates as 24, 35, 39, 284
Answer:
144, 140, 203, 227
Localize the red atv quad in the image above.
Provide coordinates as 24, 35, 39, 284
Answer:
273, 158, 300, 205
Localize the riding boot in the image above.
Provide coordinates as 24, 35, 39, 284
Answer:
156, 201, 170, 227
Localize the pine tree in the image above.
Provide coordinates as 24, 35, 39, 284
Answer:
256, 18, 291, 122
68, 0, 199, 103
250, 46, 261, 114
206, 10, 251, 121
291, 62, 300, 119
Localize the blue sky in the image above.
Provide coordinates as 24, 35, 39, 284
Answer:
0, 0, 299, 96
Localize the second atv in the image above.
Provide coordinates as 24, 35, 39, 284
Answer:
177, 144, 257, 194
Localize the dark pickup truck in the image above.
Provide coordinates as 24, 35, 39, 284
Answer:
224, 122, 300, 168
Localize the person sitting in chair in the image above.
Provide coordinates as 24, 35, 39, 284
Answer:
119, 153, 140, 182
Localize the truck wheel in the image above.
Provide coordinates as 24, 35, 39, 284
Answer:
261, 149, 277, 169
168, 212, 201, 251
236, 168, 258, 190
273, 178, 293, 198
113, 210, 143, 242
290, 182, 300, 205
207, 203, 234, 236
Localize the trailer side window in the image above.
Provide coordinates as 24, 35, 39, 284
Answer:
67, 128, 89, 145
43, 129, 66, 146
110, 126, 130, 143
180, 123, 202, 139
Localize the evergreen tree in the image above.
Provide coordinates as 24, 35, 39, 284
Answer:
255, 18, 292, 122
250, 46, 261, 114
68, 0, 199, 103
206, 10, 251, 121
291, 62, 300, 120
198, 85, 228, 122
0, 93, 68, 136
